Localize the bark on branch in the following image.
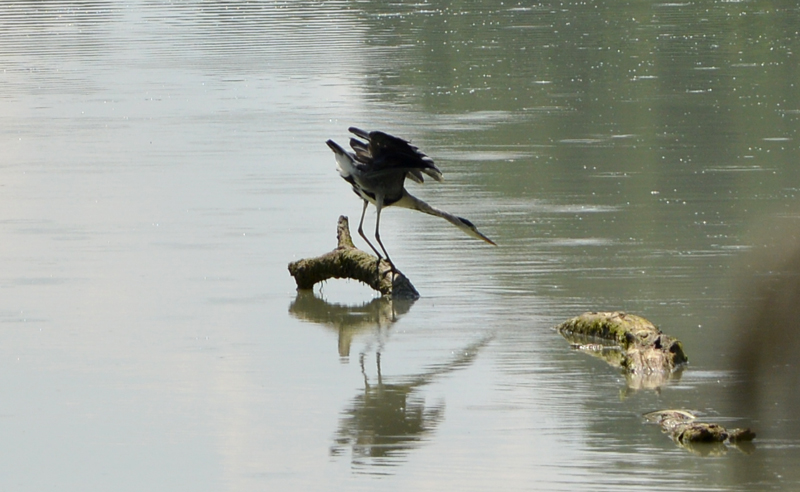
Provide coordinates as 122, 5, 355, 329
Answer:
287, 216, 419, 299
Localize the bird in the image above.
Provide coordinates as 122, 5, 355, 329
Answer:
326, 127, 496, 269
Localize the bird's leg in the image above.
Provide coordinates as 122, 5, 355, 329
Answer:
373, 199, 396, 273
357, 200, 384, 262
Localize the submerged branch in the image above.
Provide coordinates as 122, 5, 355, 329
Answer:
644, 409, 756, 454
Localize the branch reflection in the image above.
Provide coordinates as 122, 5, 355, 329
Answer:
561, 337, 684, 394
288, 290, 415, 358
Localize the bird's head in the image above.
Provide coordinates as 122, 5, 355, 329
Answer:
456, 216, 497, 246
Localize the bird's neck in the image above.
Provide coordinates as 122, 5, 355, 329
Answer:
395, 191, 455, 223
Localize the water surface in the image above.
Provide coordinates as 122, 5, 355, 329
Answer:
2, 1, 799, 490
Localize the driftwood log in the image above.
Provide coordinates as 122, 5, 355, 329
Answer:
556, 311, 688, 377
287, 216, 420, 299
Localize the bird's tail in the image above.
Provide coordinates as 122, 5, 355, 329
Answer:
326, 140, 357, 179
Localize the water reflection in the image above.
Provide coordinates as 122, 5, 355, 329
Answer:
667, 435, 755, 458
330, 337, 492, 474
288, 291, 415, 358
290, 289, 492, 474
559, 333, 684, 394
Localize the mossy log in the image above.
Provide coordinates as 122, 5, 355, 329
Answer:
287, 216, 419, 299
556, 311, 688, 375
644, 410, 756, 453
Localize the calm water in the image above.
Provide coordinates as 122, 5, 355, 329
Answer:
2, 1, 800, 490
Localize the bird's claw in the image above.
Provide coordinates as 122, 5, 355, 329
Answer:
377, 257, 397, 278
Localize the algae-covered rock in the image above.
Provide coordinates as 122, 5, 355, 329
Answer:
556, 311, 688, 377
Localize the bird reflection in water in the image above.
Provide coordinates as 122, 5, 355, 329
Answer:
330, 337, 492, 474
289, 289, 491, 473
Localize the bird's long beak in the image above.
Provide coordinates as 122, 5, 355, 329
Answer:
475, 230, 497, 246
459, 220, 497, 246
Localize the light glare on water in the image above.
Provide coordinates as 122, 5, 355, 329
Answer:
1, 1, 800, 491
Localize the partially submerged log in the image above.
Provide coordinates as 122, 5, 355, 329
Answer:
644, 410, 756, 454
287, 216, 420, 299
556, 311, 688, 377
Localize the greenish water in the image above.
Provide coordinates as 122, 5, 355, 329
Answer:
1, 1, 799, 490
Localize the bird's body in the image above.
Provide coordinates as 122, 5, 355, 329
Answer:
326, 127, 495, 268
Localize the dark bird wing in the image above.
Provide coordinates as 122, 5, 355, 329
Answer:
348, 127, 443, 182
348, 137, 371, 163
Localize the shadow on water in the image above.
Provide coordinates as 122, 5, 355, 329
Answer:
725, 218, 800, 484
729, 222, 800, 424
329, 336, 493, 475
